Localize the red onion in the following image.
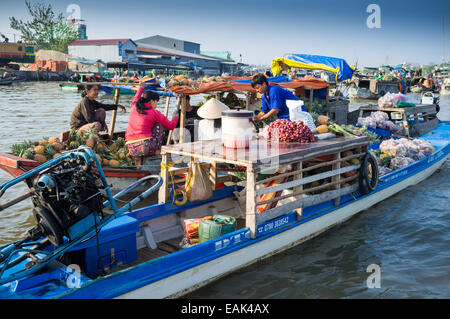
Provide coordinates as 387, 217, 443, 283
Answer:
267, 119, 316, 143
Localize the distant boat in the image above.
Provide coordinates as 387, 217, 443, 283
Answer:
346, 76, 400, 100
440, 78, 450, 96
0, 78, 13, 85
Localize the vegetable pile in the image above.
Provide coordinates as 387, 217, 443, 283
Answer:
327, 123, 381, 144
265, 119, 317, 143
373, 138, 434, 175
378, 92, 406, 108
357, 111, 404, 134
11, 129, 135, 168
166, 74, 222, 90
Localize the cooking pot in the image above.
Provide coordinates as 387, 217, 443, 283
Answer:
221, 109, 259, 148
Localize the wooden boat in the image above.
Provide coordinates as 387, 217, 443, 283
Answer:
358, 104, 440, 138
347, 76, 399, 99
0, 130, 163, 194
0, 121, 448, 299
0, 79, 13, 86
0, 82, 181, 195
440, 78, 450, 96
59, 74, 96, 92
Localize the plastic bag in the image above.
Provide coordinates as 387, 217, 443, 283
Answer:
185, 160, 213, 202
286, 100, 316, 131
286, 100, 316, 130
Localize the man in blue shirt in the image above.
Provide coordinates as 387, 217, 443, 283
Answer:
251, 73, 305, 122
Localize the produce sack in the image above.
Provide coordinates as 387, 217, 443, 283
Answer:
286, 100, 316, 130
185, 160, 213, 202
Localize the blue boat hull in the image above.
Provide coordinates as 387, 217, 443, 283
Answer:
1, 122, 449, 299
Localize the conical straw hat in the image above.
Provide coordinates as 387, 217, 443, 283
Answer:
197, 98, 230, 119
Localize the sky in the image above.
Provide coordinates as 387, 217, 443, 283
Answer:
1, 0, 449, 68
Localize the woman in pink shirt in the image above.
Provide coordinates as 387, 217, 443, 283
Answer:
125, 82, 178, 160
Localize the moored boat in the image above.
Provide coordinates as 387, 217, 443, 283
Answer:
0, 79, 13, 86
0, 121, 448, 299
440, 78, 450, 96
346, 77, 400, 99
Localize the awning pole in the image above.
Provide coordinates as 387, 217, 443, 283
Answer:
108, 86, 120, 139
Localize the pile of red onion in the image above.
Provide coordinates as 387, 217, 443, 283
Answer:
267, 119, 317, 143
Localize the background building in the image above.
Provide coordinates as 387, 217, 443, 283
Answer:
68, 39, 138, 63
68, 35, 246, 75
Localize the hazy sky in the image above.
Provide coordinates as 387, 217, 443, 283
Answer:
1, 0, 449, 67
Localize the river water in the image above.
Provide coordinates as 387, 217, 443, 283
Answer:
0, 82, 448, 298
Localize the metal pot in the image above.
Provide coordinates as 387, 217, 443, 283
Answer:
221, 109, 259, 148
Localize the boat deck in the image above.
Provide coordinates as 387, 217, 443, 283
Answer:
109, 217, 247, 275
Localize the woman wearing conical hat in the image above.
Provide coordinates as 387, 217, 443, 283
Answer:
196, 98, 229, 141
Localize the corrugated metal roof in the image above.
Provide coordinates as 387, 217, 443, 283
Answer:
136, 42, 227, 62
70, 38, 135, 46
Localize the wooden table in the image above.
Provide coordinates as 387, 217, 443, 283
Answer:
159, 136, 370, 238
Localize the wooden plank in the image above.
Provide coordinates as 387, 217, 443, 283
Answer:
292, 161, 302, 219
179, 94, 186, 143
245, 167, 257, 239
256, 174, 358, 206
255, 152, 364, 185
331, 152, 341, 206
108, 87, 120, 138
159, 153, 170, 203
209, 161, 218, 191
166, 96, 182, 145
256, 164, 360, 196
164, 96, 171, 117
255, 184, 359, 224
309, 88, 314, 112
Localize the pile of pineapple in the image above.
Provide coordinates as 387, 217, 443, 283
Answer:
11, 128, 135, 168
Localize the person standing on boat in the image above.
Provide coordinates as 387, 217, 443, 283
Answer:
70, 84, 127, 133
125, 81, 179, 163
251, 73, 305, 122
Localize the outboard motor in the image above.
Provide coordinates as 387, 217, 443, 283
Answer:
28, 156, 106, 247
0, 147, 162, 285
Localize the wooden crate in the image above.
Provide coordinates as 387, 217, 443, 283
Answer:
159, 136, 370, 238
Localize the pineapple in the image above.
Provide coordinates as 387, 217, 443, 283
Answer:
83, 128, 98, 148
22, 149, 35, 160
48, 137, 60, 144
69, 130, 77, 142
11, 143, 22, 156
44, 144, 57, 159
38, 137, 49, 146
116, 137, 125, 148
